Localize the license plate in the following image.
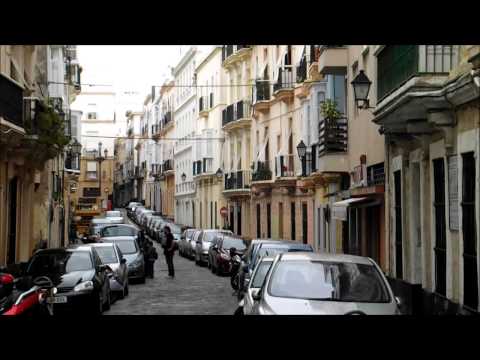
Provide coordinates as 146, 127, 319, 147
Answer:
47, 296, 67, 304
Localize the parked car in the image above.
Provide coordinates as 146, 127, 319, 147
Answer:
238, 240, 313, 296
133, 206, 146, 223
194, 229, 233, 266
236, 256, 274, 315
137, 209, 154, 226
146, 216, 162, 238
84, 243, 129, 300
87, 218, 113, 242
208, 234, 247, 275
187, 230, 202, 260
141, 212, 156, 230
179, 228, 197, 257
248, 252, 400, 315
99, 224, 145, 248
23, 247, 111, 314
100, 236, 146, 284
105, 210, 124, 224
126, 202, 142, 219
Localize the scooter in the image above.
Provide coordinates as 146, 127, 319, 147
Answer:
0, 272, 56, 316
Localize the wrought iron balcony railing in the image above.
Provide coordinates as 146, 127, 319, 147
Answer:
377, 45, 460, 101
224, 170, 252, 190
222, 99, 251, 127
252, 161, 273, 181
367, 162, 385, 186
254, 80, 271, 102
318, 116, 348, 156
275, 154, 295, 178
273, 66, 294, 93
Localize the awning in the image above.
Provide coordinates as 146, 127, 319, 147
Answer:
331, 197, 368, 221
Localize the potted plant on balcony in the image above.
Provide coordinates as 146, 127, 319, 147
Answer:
23, 101, 70, 169
320, 99, 341, 121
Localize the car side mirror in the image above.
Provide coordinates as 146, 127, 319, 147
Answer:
395, 296, 402, 306
121, 258, 127, 264
251, 288, 261, 301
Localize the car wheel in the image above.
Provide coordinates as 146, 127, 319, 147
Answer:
124, 282, 129, 296
92, 293, 103, 315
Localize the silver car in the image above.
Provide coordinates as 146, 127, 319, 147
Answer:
87, 243, 129, 299
249, 252, 401, 315
194, 229, 232, 265
237, 256, 274, 315
180, 229, 197, 258
105, 210, 124, 224
101, 236, 146, 284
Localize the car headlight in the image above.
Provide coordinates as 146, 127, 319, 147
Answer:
74, 281, 94, 292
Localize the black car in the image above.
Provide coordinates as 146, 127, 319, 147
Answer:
23, 247, 112, 315
208, 235, 247, 275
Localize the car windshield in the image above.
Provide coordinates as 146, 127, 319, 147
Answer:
222, 237, 247, 251
107, 211, 121, 217
101, 226, 137, 237
105, 240, 138, 254
27, 251, 93, 275
268, 261, 390, 303
94, 246, 118, 264
251, 261, 273, 288
203, 232, 220, 243
89, 225, 105, 236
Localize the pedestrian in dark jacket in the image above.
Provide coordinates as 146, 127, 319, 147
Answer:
163, 226, 175, 278
144, 240, 158, 278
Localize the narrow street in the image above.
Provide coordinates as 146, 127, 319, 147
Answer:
106, 212, 239, 315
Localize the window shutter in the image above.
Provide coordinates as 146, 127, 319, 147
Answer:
448, 155, 459, 230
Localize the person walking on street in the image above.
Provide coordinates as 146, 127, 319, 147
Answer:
144, 240, 158, 278
163, 225, 175, 279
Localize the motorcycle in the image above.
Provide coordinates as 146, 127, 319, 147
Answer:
229, 248, 242, 291
1, 272, 57, 316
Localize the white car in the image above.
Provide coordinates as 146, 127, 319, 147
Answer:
237, 256, 274, 315
105, 210, 124, 224
249, 252, 401, 315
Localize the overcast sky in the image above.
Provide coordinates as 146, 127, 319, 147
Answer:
75, 45, 214, 100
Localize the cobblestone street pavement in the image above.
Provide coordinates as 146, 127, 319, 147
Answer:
106, 214, 239, 315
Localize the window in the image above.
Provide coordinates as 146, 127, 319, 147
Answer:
86, 161, 97, 180
394, 170, 403, 279
462, 152, 477, 310
328, 74, 346, 115
433, 158, 446, 296
87, 112, 97, 120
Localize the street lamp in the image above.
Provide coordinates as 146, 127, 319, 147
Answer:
215, 168, 223, 179
297, 140, 307, 177
351, 70, 373, 109
181, 173, 186, 182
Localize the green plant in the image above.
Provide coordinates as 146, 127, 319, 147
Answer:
24, 101, 70, 167
320, 99, 342, 120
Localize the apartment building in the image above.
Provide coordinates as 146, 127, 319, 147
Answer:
193, 46, 226, 230
372, 45, 480, 314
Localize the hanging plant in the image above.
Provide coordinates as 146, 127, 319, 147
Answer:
23, 101, 70, 168
320, 99, 342, 121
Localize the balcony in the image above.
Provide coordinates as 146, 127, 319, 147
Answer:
374, 45, 464, 133
222, 45, 252, 67
222, 99, 251, 130
83, 187, 101, 197
152, 124, 161, 140
252, 80, 271, 113
273, 66, 294, 102
252, 161, 273, 182
367, 162, 385, 187
199, 96, 209, 117
0, 73, 24, 130
318, 46, 348, 75
193, 157, 214, 178
162, 159, 174, 176
275, 154, 296, 179
377, 45, 460, 101
223, 170, 252, 195
318, 116, 348, 156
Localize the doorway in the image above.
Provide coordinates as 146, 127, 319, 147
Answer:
278, 202, 284, 239
237, 204, 242, 236
230, 206, 235, 232
7, 177, 18, 265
